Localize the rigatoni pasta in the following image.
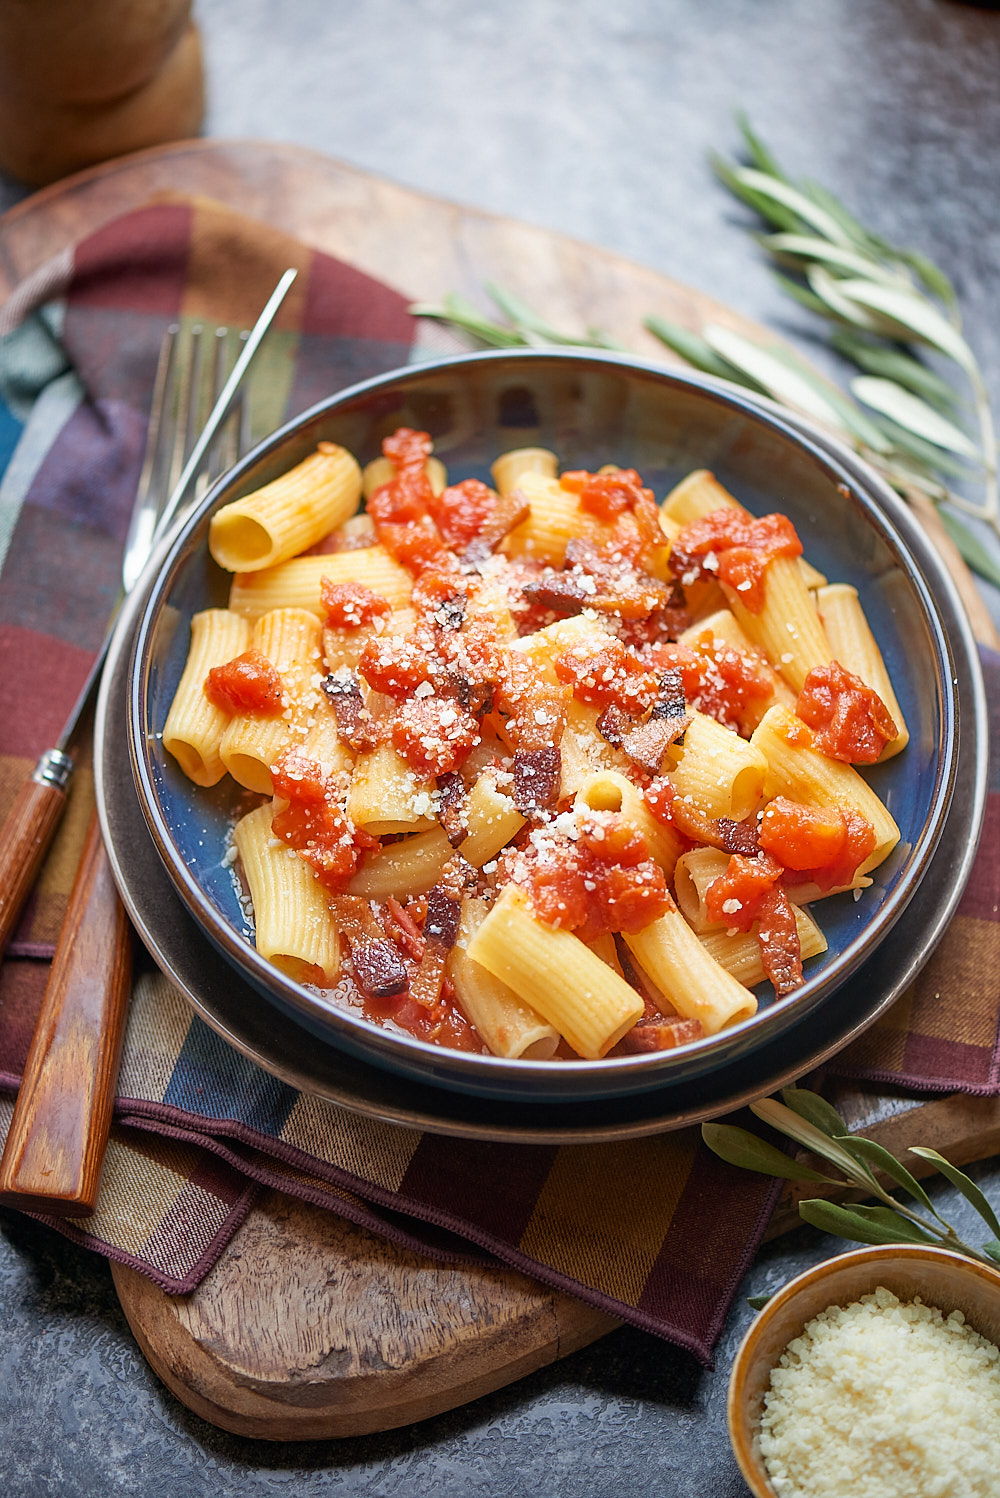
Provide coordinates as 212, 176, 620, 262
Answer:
161, 434, 908, 1062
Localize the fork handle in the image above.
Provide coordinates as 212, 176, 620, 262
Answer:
0, 811, 132, 1216
0, 750, 74, 954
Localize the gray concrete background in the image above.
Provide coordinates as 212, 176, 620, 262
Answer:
2, 1, 1000, 1493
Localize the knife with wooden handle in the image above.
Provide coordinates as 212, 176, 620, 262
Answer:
0, 269, 295, 1216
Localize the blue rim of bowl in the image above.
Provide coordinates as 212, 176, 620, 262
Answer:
126, 349, 960, 1099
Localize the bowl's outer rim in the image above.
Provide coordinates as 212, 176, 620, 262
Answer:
726, 1243, 1000, 1497
95, 549, 986, 1140
119, 350, 973, 1106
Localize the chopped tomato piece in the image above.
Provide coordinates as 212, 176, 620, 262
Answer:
795, 808, 876, 893
390, 696, 480, 777
796, 661, 897, 763
321, 579, 392, 628
705, 851, 783, 932
269, 750, 377, 892
554, 638, 658, 716
359, 631, 437, 697
431, 478, 497, 549
670, 507, 802, 613
204, 648, 283, 715
758, 797, 848, 872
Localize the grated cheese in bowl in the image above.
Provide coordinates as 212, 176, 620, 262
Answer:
759, 1285, 1000, 1498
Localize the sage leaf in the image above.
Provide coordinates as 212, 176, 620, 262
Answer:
761, 234, 906, 287
750, 1099, 870, 1183
747, 1294, 772, 1311
833, 1136, 938, 1214
702, 325, 852, 431
700, 1122, 832, 1182
829, 280, 977, 373
829, 332, 959, 411
732, 169, 854, 247
909, 1148, 1000, 1239
936, 511, 1000, 590
869, 416, 982, 481
409, 298, 527, 349
807, 267, 898, 334
895, 249, 959, 313
779, 1088, 848, 1139
771, 272, 837, 318
711, 154, 803, 232
851, 377, 980, 459
760, 346, 892, 453
736, 112, 788, 182
799, 179, 882, 257
798, 1199, 934, 1246
982, 1241, 1000, 1264
643, 317, 749, 382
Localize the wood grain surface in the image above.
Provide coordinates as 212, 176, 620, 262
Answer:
0, 812, 133, 1215
3, 137, 993, 1439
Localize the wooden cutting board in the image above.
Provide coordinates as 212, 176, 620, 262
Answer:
2, 138, 998, 1441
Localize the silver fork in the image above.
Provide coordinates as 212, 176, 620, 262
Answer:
0, 270, 293, 1216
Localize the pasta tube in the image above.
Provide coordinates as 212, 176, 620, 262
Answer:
750, 704, 899, 874
162, 608, 251, 785
817, 582, 909, 758
229, 546, 413, 619
467, 886, 644, 1059
209, 443, 363, 572
449, 898, 560, 1059
623, 907, 758, 1034
234, 804, 340, 986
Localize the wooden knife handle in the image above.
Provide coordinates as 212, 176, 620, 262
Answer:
0, 810, 132, 1216
0, 751, 75, 955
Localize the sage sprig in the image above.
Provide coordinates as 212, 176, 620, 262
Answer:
702, 1088, 1000, 1267
411, 117, 1000, 585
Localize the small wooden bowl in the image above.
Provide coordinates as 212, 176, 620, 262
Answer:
728, 1244, 1000, 1497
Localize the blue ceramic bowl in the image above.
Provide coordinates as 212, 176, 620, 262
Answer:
128, 350, 960, 1102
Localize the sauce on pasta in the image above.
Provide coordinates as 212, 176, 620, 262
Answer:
161, 432, 906, 1061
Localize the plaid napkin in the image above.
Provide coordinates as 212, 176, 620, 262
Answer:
0, 198, 995, 1364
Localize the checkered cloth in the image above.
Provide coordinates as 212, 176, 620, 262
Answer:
0, 198, 996, 1363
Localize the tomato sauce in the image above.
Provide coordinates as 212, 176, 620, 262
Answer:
205, 648, 283, 715
796, 660, 897, 763
670, 507, 802, 613
270, 751, 377, 891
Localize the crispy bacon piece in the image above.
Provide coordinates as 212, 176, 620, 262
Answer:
331, 895, 409, 999
495, 651, 570, 749
756, 885, 803, 996
462, 489, 532, 564
436, 770, 468, 845
597, 703, 631, 747
409, 883, 462, 1010
611, 1018, 704, 1054
717, 815, 761, 858
512, 746, 562, 817
321, 671, 379, 752
618, 715, 689, 776
523, 541, 674, 622
384, 896, 426, 961
424, 885, 462, 949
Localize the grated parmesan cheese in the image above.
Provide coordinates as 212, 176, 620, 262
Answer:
759, 1286, 1000, 1498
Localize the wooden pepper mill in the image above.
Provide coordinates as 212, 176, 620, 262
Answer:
0, 0, 204, 187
